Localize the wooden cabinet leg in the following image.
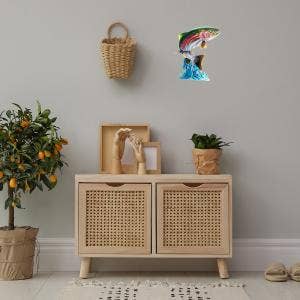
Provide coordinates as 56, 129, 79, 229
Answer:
88, 257, 92, 273
80, 257, 91, 279
217, 258, 229, 279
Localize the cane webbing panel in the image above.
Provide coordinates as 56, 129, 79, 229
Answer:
157, 184, 229, 255
162, 190, 221, 247
79, 183, 151, 254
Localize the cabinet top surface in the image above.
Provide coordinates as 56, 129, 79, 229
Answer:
75, 174, 232, 183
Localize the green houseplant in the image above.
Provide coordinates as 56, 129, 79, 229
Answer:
0, 102, 68, 280
190, 133, 232, 175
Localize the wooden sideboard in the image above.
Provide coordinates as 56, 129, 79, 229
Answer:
75, 174, 232, 279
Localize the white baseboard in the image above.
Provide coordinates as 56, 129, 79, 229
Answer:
38, 238, 300, 272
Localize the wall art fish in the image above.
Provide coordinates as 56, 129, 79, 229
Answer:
178, 27, 220, 81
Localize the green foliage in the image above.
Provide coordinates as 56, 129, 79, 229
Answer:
0, 101, 68, 210
191, 133, 232, 149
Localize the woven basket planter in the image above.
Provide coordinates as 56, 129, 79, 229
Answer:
0, 227, 38, 280
192, 149, 222, 175
101, 22, 136, 79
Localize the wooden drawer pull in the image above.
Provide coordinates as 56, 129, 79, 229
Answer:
182, 183, 203, 188
105, 182, 125, 187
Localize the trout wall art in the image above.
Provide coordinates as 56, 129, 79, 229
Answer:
178, 27, 220, 81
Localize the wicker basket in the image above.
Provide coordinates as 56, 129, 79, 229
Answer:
101, 22, 136, 79
0, 227, 38, 280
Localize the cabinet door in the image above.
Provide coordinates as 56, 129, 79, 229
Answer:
78, 183, 151, 255
157, 183, 230, 255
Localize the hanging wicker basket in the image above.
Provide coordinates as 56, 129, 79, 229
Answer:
101, 22, 136, 79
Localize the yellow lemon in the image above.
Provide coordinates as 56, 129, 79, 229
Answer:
38, 151, 45, 160
20, 119, 30, 128
49, 174, 57, 183
9, 178, 17, 188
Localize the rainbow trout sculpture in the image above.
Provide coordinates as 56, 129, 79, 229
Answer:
179, 27, 220, 81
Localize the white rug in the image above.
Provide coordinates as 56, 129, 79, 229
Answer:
61, 280, 250, 300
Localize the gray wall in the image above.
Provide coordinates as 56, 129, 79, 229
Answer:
0, 0, 299, 239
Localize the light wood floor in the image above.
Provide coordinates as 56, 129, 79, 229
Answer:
0, 272, 299, 300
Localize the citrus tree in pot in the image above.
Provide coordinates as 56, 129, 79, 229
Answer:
0, 102, 68, 280
191, 133, 232, 175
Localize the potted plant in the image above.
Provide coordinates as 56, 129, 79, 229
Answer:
191, 133, 232, 175
0, 102, 68, 280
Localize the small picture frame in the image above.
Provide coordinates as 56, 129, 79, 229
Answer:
143, 142, 161, 174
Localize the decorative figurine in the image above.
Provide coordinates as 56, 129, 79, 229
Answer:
178, 27, 220, 81
128, 132, 146, 175
111, 128, 132, 174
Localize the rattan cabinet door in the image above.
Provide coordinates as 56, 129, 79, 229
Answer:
157, 183, 230, 255
78, 183, 151, 255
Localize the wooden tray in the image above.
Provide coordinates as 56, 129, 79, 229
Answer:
99, 123, 150, 174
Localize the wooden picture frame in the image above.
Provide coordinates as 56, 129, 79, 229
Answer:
99, 123, 150, 174
142, 142, 161, 174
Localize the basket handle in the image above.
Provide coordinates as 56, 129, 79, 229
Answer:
107, 22, 129, 39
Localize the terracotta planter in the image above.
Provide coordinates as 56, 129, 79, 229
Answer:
192, 149, 222, 175
0, 227, 38, 280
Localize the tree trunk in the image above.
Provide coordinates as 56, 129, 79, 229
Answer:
8, 188, 15, 230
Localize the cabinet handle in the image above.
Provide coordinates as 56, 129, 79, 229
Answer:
105, 182, 125, 187
182, 183, 203, 188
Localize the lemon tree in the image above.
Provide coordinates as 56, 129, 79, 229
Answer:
0, 102, 68, 230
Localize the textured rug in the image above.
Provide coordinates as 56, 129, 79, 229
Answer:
61, 280, 250, 300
